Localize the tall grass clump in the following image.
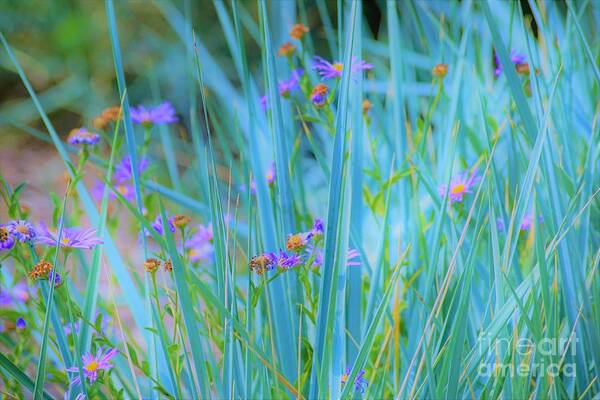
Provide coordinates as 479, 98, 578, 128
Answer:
0, 0, 599, 399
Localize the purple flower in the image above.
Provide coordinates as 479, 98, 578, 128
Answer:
286, 232, 312, 252
311, 218, 324, 237
130, 102, 177, 127
0, 225, 15, 251
67, 128, 100, 146
342, 366, 369, 393
497, 212, 542, 232
313, 56, 373, 80
438, 169, 481, 204
149, 215, 176, 236
113, 156, 149, 183
276, 251, 303, 270
36, 222, 103, 250
186, 224, 214, 262
92, 181, 136, 203
7, 220, 37, 242
49, 271, 62, 287
278, 69, 304, 97
494, 49, 527, 77
15, 317, 26, 330
67, 347, 118, 385
310, 84, 328, 107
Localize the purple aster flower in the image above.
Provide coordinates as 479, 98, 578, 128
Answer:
92, 181, 136, 203
276, 251, 303, 270
113, 156, 149, 183
494, 49, 527, 77
15, 317, 26, 330
286, 232, 312, 252
49, 271, 62, 287
342, 366, 369, 393
130, 101, 177, 127
186, 224, 214, 262
36, 222, 103, 250
311, 218, 324, 237
67, 128, 100, 146
310, 84, 328, 107
0, 225, 15, 251
313, 56, 373, 80
66, 347, 118, 385
519, 212, 540, 231
278, 69, 304, 97
7, 220, 37, 242
438, 169, 481, 204
149, 215, 176, 236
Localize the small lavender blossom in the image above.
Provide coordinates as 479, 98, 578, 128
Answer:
49, 271, 62, 287
150, 215, 176, 236
67, 128, 100, 146
15, 317, 26, 330
311, 218, 324, 237
496, 212, 542, 232
186, 224, 214, 262
313, 56, 373, 80
494, 50, 527, 77
438, 169, 481, 204
36, 222, 103, 250
67, 348, 118, 385
8, 220, 37, 242
276, 251, 303, 270
278, 69, 304, 97
130, 101, 177, 127
311, 84, 328, 107
92, 181, 136, 202
113, 156, 149, 183
0, 225, 15, 251
342, 366, 369, 393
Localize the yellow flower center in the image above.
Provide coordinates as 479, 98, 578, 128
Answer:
451, 183, 466, 195
61, 237, 71, 246
16, 225, 30, 234
341, 374, 349, 384
332, 63, 343, 72
117, 184, 129, 195
286, 234, 305, 251
85, 360, 99, 372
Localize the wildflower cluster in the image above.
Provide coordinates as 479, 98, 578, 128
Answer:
260, 21, 372, 111
249, 218, 361, 276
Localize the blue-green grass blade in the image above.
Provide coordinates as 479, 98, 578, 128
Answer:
309, 2, 358, 398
